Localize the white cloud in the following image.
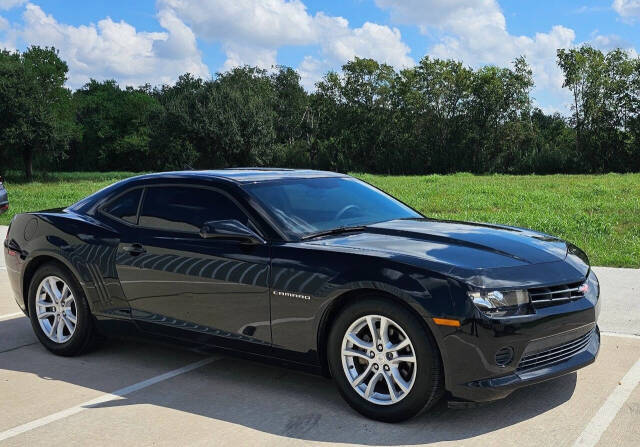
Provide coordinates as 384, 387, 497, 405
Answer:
376, 0, 504, 33
375, 0, 579, 111
158, 0, 413, 87
612, 0, 640, 22
317, 19, 412, 67
0, 14, 18, 50
157, 0, 316, 47
298, 15, 413, 88
11, 3, 208, 88
591, 33, 637, 56
298, 55, 324, 89
2, 0, 413, 90
0, 0, 26, 10
220, 44, 277, 73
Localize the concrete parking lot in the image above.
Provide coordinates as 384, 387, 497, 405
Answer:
0, 225, 638, 446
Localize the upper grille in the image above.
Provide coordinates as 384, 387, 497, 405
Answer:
528, 280, 585, 306
517, 329, 594, 372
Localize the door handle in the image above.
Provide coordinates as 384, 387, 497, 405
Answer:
122, 243, 146, 256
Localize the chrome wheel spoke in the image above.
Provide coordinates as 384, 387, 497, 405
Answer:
342, 347, 371, 361
65, 312, 77, 324
56, 315, 65, 340
390, 354, 416, 364
42, 280, 55, 301
365, 316, 378, 347
388, 337, 410, 354
346, 333, 373, 351
364, 371, 382, 399
379, 316, 390, 346
48, 316, 59, 338
61, 284, 70, 301
390, 367, 411, 393
382, 371, 399, 402
352, 363, 373, 387
38, 311, 55, 320
61, 315, 74, 333
48, 278, 61, 302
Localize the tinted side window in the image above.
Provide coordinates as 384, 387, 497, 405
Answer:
139, 186, 248, 232
102, 189, 142, 224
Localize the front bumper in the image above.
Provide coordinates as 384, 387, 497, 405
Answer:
459, 326, 599, 401
442, 291, 600, 402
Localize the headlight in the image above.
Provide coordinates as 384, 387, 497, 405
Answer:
583, 270, 599, 302
468, 289, 529, 312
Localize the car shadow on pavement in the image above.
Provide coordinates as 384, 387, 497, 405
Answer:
52, 340, 580, 444
2, 332, 577, 445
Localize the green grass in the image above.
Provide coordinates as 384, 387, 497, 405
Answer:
0, 171, 137, 226
356, 173, 640, 268
1, 171, 639, 267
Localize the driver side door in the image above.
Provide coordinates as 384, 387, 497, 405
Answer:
115, 184, 272, 353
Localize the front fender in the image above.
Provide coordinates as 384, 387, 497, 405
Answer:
269, 242, 457, 367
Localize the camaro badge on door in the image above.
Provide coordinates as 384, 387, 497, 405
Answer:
272, 290, 311, 301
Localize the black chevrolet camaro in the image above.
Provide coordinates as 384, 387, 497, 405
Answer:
3, 169, 600, 421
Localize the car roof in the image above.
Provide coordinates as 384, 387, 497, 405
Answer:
127, 168, 349, 184
67, 169, 349, 214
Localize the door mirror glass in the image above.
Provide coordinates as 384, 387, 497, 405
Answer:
200, 219, 266, 244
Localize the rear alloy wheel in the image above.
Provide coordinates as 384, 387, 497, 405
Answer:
28, 262, 98, 356
35, 276, 78, 343
328, 298, 443, 422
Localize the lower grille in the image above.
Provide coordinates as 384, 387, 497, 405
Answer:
517, 329, 594, 372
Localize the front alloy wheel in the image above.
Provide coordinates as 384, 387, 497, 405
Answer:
341, 315, 417, 405
328, 297, 443, 422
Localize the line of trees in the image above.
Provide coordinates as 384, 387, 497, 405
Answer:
1, 46, 640, 180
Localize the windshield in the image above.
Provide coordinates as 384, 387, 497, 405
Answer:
243, 177, 421, 238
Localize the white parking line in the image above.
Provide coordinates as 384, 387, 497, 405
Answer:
0, 312, 24, 321
573, 358, 640, 447
0, 355, 221, 442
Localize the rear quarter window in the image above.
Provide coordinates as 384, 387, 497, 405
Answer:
102, 189, 142, 224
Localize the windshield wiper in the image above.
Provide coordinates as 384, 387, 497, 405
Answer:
300, 225, 368, 241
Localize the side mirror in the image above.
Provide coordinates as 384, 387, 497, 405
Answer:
199, 219, 266, 245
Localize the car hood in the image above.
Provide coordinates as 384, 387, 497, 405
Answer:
304, 219, 589, 288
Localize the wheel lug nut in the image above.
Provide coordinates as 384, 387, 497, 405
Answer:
373, 364, 379, 370
386, 353, 393, 360
384, 365, 390, 371
377, 344, 383, 351
369, 351, 375, 358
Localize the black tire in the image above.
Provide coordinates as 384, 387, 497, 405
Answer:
327, 297, 444, 422
28, 262, 98, 356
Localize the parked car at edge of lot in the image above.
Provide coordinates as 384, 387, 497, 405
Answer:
3, 169, 600, 422
0, 175, 8, 215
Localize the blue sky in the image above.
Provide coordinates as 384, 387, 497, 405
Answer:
1, 1, 639, 113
